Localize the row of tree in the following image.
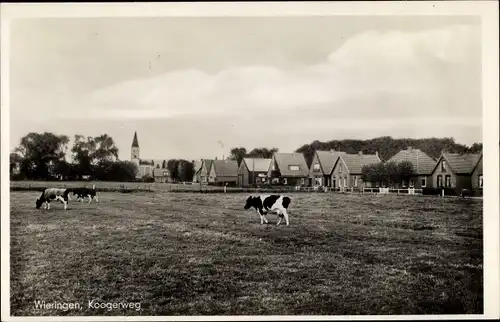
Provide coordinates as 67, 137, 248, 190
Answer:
361, 160, 416, 187
10, 132, 138, 181
229, 147, 279, 166
9, 132, 196, 182
295, 136, 482, 167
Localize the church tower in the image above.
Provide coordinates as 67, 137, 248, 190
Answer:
131, 131, 140, 166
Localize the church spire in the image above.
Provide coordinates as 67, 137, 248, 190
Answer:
132, 131, 139, 148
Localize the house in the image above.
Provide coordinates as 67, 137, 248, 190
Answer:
199, 159, 215, 184
430, 152, 482, 194
192, 160, 203, 183
153, 168, 170, 183
387, 147, 437, 188
309, 150, 346, 187
330, 151, 381, 190
237, 158, 272, 186
268, 153, 309, 186
209, 159, 239, 186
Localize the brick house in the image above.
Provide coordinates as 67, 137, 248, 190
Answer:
153, 168, 170, 183
309, 150, 346, 187
209, 159, 239, 186
430, 152, 483, 194
268, 153, 309, 186
330, 151, 381, 190
237, 158, 272, 187
199, 159, 215, 184
192, 160, 203, 183
387, 147, 437, 188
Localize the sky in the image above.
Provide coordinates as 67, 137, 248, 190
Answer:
9, 15, 482, 162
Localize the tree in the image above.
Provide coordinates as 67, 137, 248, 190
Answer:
177, 160, 195, 182
246, 147, 278, 159
93, 134, 119, 162
15, 132, 69, 180
397, 160, 416, 184
10, 152, 22, 174
384, 161, 400, 187
162, 160, 167, 169
469, 142, 482, 153
71, 134, 95, 177
229, 147, 247, 166
167, 159, 180, 182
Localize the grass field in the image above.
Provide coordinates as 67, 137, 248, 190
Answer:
10, 191, 483, 316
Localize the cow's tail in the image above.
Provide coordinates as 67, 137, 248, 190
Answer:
282, 196, 291, 209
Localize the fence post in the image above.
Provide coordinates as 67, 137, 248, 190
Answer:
441, 189, 444, 197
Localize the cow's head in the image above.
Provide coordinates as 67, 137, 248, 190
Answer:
35, 198, 44, 209
244, 196, 255, 210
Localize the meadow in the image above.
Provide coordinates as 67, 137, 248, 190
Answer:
10, 191, 483, 316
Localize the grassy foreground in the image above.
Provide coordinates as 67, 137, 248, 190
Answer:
10, 191, 483, 315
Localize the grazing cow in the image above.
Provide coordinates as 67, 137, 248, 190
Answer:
72, 184, 99, 203
35, 188, 71, 210
244, 195, 291, 226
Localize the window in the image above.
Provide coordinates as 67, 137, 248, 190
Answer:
344, 177, 347, 187
402, 180, 406, 187
479, 175, 483, 188
301, 178, 305, 185
437, 175, 443, 187
421, 178, 426, 187
288, 165, 300, 171
409, 180, 414, 188
353, 176, 358, 187
339, 164, 342, 173
441, 160, 446, 172
445, 175, 451, 188
313, 163, 321, 171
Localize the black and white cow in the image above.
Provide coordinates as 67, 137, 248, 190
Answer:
244, 195, 291, 226
35, 188, 71, 210
72, 184, 99, 203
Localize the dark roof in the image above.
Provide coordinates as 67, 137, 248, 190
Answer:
201, 159, 214, 174
131, 131, 139, 148
438, 153, 482, 175
242, 158, 272, 172
212, 160, 238, 177
193, 160, 203, 174
337, 153, 381, 174
388, 148, 436, 175
273, 153, 309, 177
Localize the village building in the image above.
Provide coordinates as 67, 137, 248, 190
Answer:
237, 158, 272, 186
309, 150, 346, 187
330, 151, 381, 190
268, 153, 309, 186
388, 147, 437, 188
430, 152, 483, 194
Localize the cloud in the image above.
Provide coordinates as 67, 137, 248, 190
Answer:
72, 23, 480, 122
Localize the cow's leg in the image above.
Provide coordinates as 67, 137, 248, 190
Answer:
94, 195, 99, 203
275, 209, 283, 226
282, 209, 290, 226
42, 201, 47, 209
88, 194, 92, 203
47, 201, 51, 210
